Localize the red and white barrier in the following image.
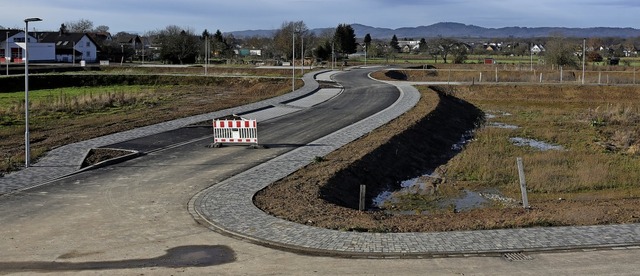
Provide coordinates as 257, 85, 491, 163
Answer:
213, 117, 258, 145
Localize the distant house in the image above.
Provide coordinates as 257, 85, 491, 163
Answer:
1, 29, 55, 62
39, 32, 100, 63
531, 44, 545, 54
398, 40, 420, 53
115, 34, 143, 61
0, 29, 23, 62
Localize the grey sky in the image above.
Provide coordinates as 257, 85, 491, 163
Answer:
3, 0, 638, 34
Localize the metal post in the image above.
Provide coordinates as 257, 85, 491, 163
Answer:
5, 31, 9, 76
517, 157, 529, 209
530, 43, 533, 71
23, 17, 42, 168
364, 45, 367, 66
24, 21, 30, 167
300, 35, 304, 75
204, 36, 209, 76
72, 41, 75, 66
292, 30, 295, 92
582, 38, 586, 85
359, 185, 366, 211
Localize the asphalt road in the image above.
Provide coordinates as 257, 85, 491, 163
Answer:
1, 68, 639, 275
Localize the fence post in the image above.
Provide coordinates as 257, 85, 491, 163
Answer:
479, 72, 482, 82
359, 185, 366, 211
495, 67, 498, 83
516, 157, 530, 209
599, 72, 601, 84
560, 66, 563, 83
540, 73, 543, 83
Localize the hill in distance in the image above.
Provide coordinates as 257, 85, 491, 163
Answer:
230, 22, 640, 39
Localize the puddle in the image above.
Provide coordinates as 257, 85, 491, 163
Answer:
510, 137, 564, 151
438, 190, 488, 211
451, 131, 475, 151
373, 170, 517, 213
485, 111, 512, 119
488, 122, 519, 129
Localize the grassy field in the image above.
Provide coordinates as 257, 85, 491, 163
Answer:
446, 84, 640, 202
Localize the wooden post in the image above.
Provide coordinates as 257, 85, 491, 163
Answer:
359, 185, 366, 211
495, 67, 498, 83
517, 157, 530, 209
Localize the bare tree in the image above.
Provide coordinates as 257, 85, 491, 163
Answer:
65, 19, 94, 33
272, 21, 309, 60
94, 25, 110, 33
544, 36, 579, 68
156, 25, 200, 64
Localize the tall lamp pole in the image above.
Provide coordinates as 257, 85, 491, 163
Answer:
24, 17, 42, 168
582, 38, 586, 85
5, 31, 9, 76
292, 30, 296, 92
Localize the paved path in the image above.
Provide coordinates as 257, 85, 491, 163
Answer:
3, 68, 640, 258
0, 70, 335, 195
191, 78, 640, 257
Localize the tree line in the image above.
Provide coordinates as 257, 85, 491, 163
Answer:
54, 19, 639, 67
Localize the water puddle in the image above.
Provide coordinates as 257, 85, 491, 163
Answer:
510, 137, 564, 151
485, 110, 519, 129
373, 171, 517, 214
488, 122, 519, 129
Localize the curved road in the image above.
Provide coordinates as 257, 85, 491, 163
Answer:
0, 68, 639, 275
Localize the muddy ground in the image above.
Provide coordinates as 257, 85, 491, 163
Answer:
254, 85, 640, 233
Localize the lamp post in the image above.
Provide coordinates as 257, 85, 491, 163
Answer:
582, 38, 586, 85
292, 30, 296, 92
6, 31, 9, 76
24, 17, 42, 168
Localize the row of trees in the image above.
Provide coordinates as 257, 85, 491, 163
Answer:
56, 19, 637, 67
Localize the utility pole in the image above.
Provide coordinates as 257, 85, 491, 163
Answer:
582, 38, 586, 85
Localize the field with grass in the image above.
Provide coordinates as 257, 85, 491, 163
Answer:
447, 84, 640, 199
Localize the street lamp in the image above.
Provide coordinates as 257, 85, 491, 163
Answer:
292, 30, 296, 92
582, 38, 586, 85
24, 17, 42, 168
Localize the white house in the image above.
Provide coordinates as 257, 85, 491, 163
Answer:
1, 29, 55, 62
39, 32, 100, 63
531, 44, 545, 54
398, 40, 421, 52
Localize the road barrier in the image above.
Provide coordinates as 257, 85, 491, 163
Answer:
213, 117, 258, 146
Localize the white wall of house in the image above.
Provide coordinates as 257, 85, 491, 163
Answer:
74, 35, 98, 62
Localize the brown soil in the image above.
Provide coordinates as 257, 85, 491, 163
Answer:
254, 85, 640, 233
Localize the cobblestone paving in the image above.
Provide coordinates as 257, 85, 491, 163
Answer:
192, 81, 640, 256
0, 72, 325, 195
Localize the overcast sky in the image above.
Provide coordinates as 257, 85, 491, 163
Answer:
3, 0, 639, 34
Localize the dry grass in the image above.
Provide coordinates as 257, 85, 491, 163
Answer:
447, 84, 640, 198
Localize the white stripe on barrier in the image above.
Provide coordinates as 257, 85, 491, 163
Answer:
213, 117, 258, 145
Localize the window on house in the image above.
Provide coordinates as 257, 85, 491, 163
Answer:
86, 42, 90, 47
86, 51, 91, 57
